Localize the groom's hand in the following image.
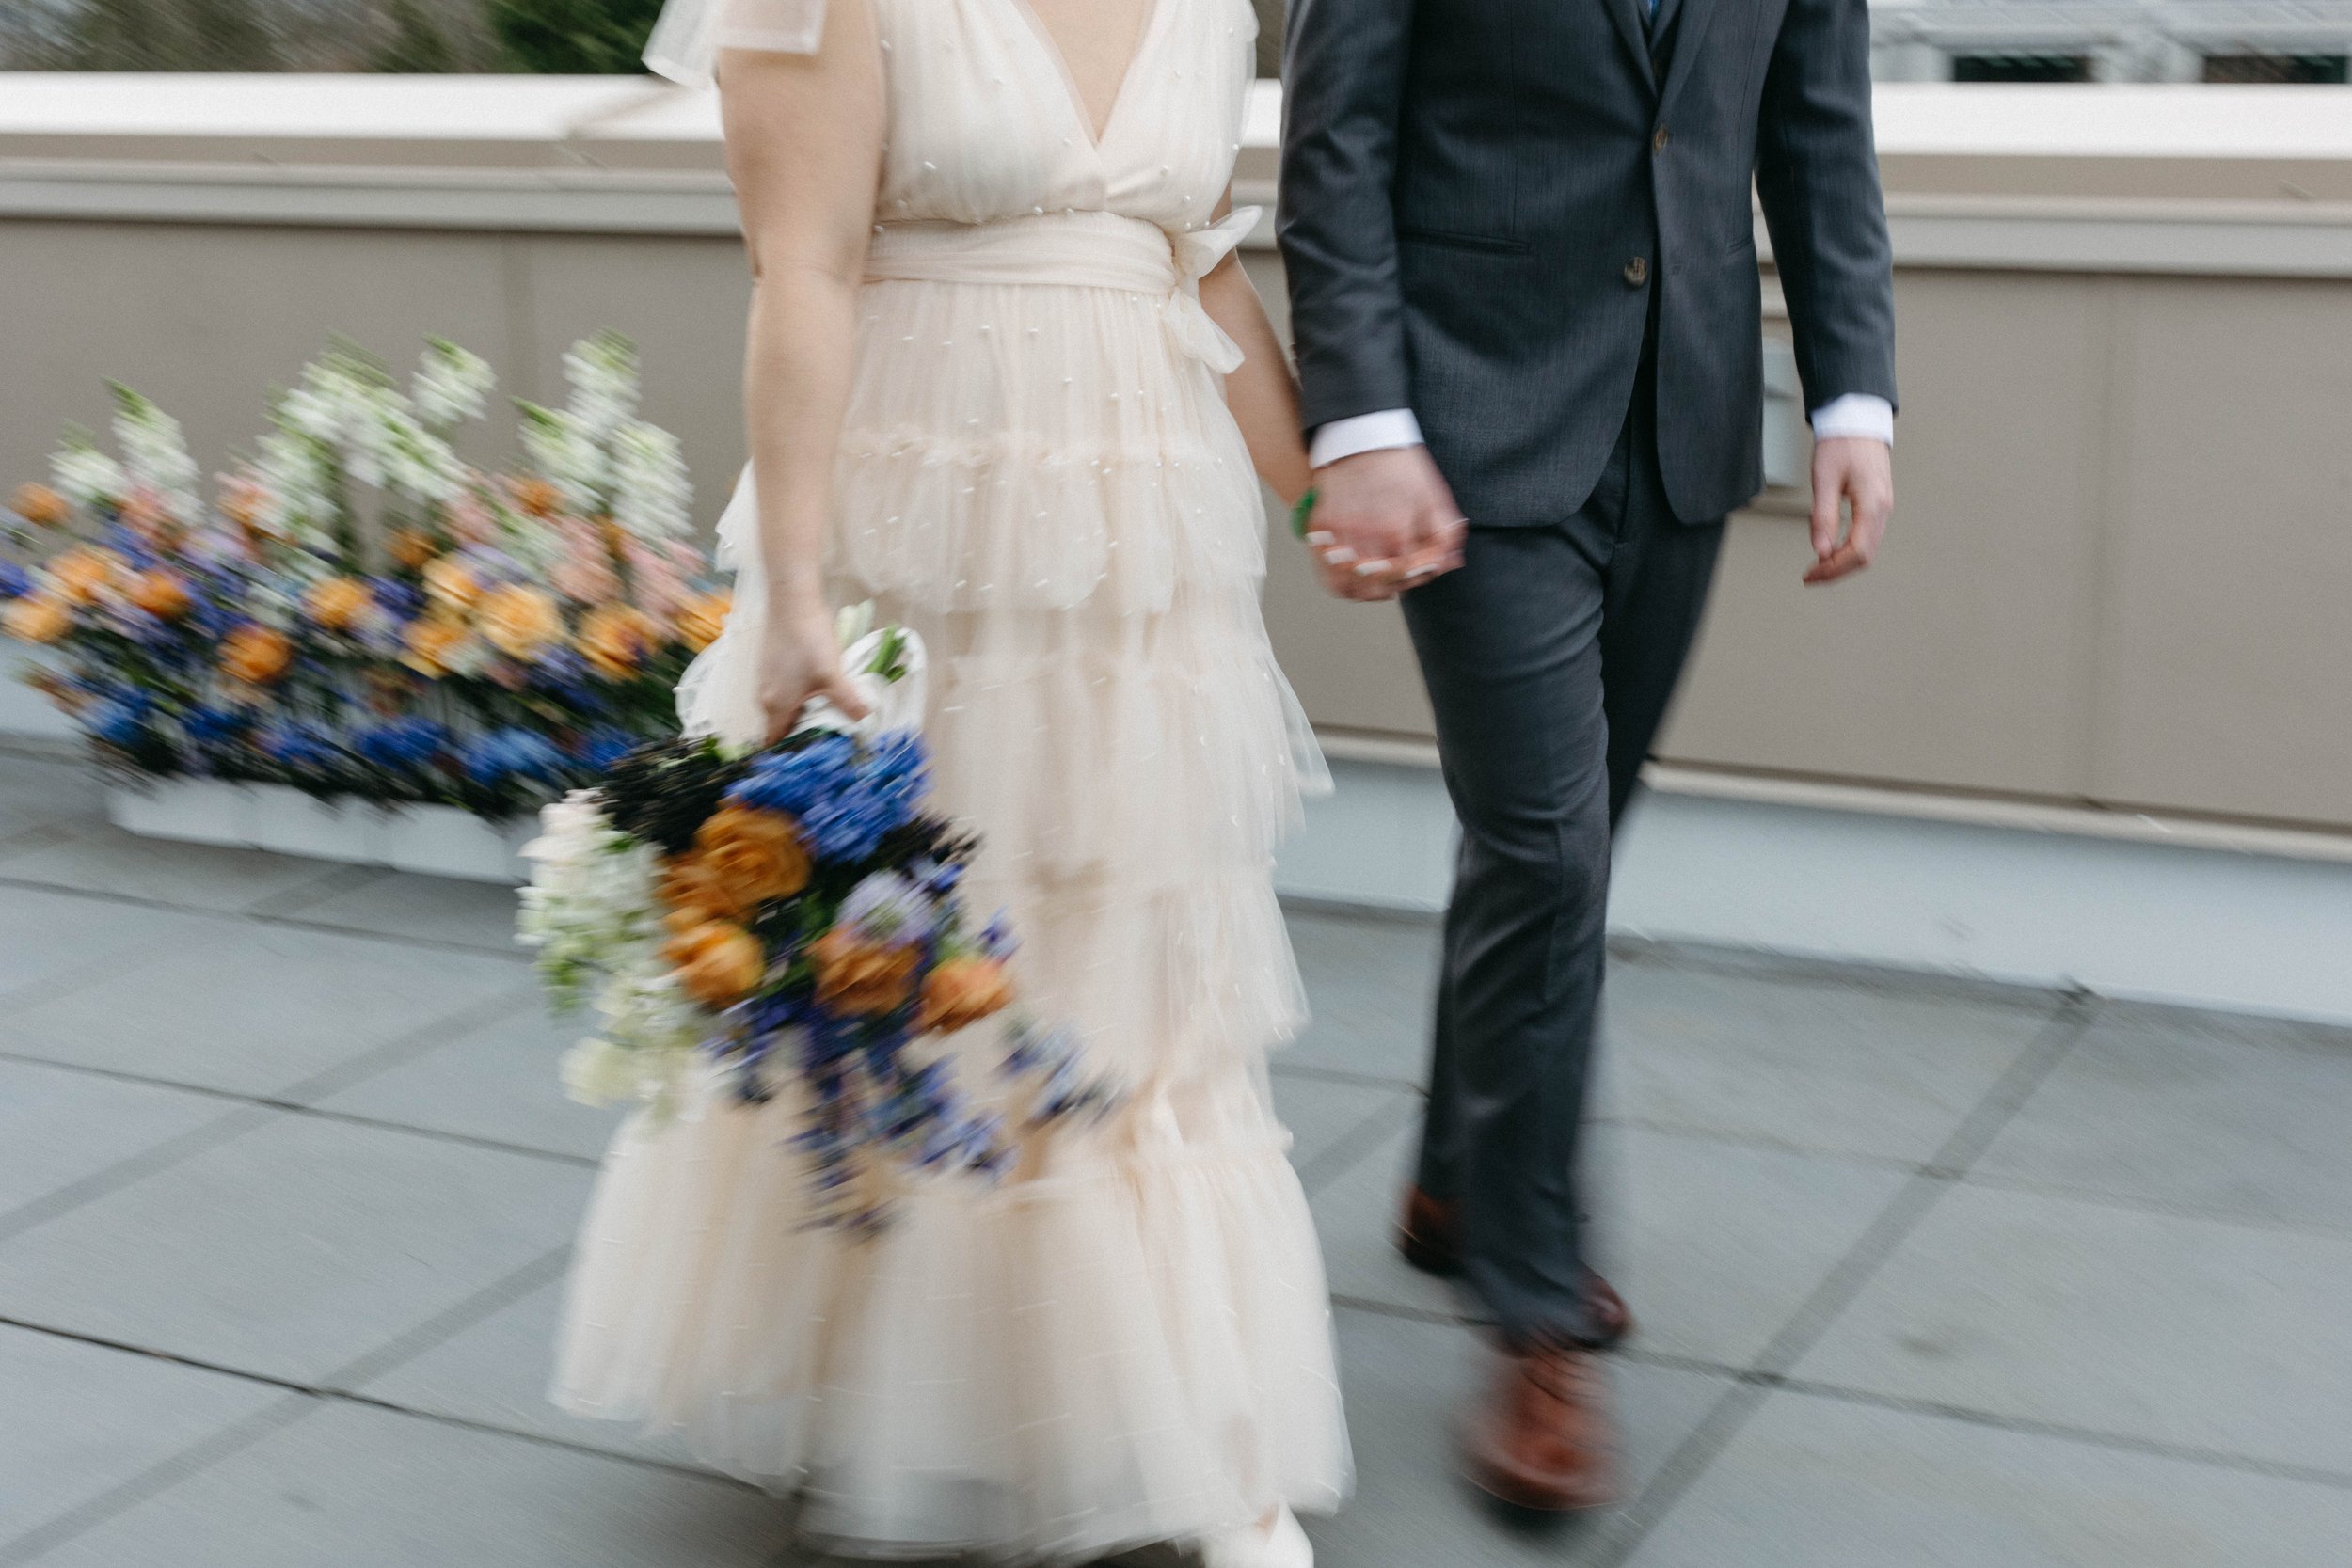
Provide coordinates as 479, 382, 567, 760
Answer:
1307, 446, 1467, 602
1804, 436, 1894, 586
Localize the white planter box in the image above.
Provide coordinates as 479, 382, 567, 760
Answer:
105, 780, 533, 884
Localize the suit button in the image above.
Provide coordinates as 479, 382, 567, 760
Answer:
1623, 256, 1650, 287
1652, 125, 1671, 152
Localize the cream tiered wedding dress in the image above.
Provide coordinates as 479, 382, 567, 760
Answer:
550, 0, 1349, 1560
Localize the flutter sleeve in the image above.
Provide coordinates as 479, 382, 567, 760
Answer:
644, 0, 829, 87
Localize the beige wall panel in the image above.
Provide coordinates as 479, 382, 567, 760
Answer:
509, 232, 755, 533
0, 220, 516, 493
2093, 277, 2352, 827
1661, 270, 2107, 797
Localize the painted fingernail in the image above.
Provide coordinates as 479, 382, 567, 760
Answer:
1304, 530, 1336, 546
1355, 560, 1391, 577
1324, 546, 1358, 565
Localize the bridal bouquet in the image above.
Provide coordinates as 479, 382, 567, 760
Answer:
519, 612, 1120, 1230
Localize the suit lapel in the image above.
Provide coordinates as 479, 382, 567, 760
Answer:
1655, 0, 1720, 119
1605, 0, 1657, 91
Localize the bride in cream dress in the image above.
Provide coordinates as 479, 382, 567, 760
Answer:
549, 0, 1348, 1562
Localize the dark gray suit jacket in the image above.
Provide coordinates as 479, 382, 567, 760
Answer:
1278, 0, 1898, 525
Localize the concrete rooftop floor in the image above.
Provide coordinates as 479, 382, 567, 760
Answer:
1, 741, 2350, 1567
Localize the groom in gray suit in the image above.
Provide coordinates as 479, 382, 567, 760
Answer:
1279, 0, 1897, 1510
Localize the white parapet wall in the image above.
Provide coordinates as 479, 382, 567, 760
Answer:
1279, 754, 2352, 1028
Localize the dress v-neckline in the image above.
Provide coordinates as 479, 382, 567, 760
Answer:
1001, 0, 1168, 151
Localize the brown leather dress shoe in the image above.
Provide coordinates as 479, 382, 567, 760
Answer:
1460, 1342, 1620, 1511
1397, 1187, 1636, 1347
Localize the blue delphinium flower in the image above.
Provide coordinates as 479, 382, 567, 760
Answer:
353, 716, 449, 772
84, 692, 152, 749
0, 560, 31, 600
462, 727, 570, 786
728, 733, 858, 818
572, 724, 635, 771
183, 704, 248, 744
260, 719, 342, 773
369, 576, 424, 621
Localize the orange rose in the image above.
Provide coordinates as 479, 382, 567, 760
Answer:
677, 590, 731, 653
513, 477, 564, 518
125, 568, 192, 621
48, 546, 123, 606
305, 575, 374, 632
811, 929, 921, 1017
693, 804, 810, 905
386, 528, 437, 571
221, 623, 293, 685
402, 613, 476, 678
3, 594, 72, 644
917, 958, 1015, 1035
422, 555, 482, 610
659, 855, 753, 930
577, 603, 660, 680
475, 583, 564, 660
9, 483, 69, 528
661, 920, 767, 1008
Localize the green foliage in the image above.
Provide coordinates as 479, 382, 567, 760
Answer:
370, 0, 461, 71
70, 0, 283, 71
487, 0, 660, 74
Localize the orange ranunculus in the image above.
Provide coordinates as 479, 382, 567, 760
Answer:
221, 623, 294, 685
9, 483, 70, 528
577, 602, 660, 680
47, 546, 124, 606
660, 920, 767, 1008
125, 567, 192, 621
693, 804, 811, 906
3, 594, 73, 644
422, 555, 482, 610
475, 583, 564, 660
917, 958, 1015, 1035
677, 590, 731, 653
386, 528, 437, 571
119, 486, 172, 545
402, 613, 476, 678
304, 575, 374, 632
811, 929, 921, 1018
512, 477, 564, 518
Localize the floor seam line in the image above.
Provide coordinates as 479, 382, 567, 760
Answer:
1772, 1374, 2352, 1492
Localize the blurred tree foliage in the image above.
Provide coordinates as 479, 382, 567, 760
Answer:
370, 0, 462, 70
487, 0, 661, 72
67, 0, 280, 70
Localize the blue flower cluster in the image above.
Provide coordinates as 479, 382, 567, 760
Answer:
352, 716, 450, 771
459, 727, 570, 787
726, 729, 931, 863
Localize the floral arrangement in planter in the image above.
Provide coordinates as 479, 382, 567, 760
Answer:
521, 616, 1121, 1231
0, 333, 729, 823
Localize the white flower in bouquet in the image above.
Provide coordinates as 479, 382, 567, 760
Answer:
562, 332, 641, 438
564, 962, 707, 1119
516, 404, 609, 515
50, 440, 126, 512
519, 792, 668, 1006
611, 420, 692, 542
411, 338, 496, 433
110, 388, 203, 526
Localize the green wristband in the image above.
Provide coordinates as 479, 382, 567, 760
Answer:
1289, 486, 1320, 540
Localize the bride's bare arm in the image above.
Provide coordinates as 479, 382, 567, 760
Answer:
1198, 207, 1313, 511
719, 1, 883, 737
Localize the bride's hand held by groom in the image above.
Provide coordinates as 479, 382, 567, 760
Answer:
1303, 445, 1467, 603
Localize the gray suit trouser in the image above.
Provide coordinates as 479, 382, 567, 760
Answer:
1398, 341, 1724, 1347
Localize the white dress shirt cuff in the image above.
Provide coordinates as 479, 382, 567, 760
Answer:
1809, 393, 1895, 446
1309, 408, 1425, 468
